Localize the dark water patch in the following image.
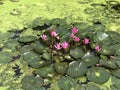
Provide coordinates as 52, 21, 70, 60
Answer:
12, 55, 21, 61
12, 64, 23, 78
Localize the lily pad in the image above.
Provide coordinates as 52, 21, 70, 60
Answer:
67, 61, 87, 78
54, 62, 68, 75
107, 31, 120, 44
20, 45, 33, 54
42, 53, 51, 61
82, 52, 99, 66
111, 69, 120, 78
33, 65, 54, 77
18, 35, 37, 43
23, 51, 41, 68
21, 75, 43, 90
0, 52, 13, 64
110, 76, 120, 90
33, 41, 45, 54
99, 46, 116, 56
86, 67, 110, 84
4, 39, 20, 50
93, 31, 109, 42
57, 76, 77, 90
70, 47, 85, 59
100, 59, 120, 69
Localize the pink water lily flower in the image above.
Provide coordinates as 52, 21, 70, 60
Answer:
50, 31, 58, 37
41, 34, 47, 40
72, 27, 78, 33
95, 46, 102, 51
73, 36, 80, 42
54, 43, 62, 50
84, 38, 90, 44
61, 41, 69, 49
70, 33, 75, 38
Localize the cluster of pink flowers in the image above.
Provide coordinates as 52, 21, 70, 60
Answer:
70, 27, 80, 42
54, 41, 69, 50
70, 27, 90, 45
40, 27, 102, 52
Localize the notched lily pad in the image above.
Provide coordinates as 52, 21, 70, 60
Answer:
67, 61, 87, 78
18, 35, 37, 43
86, 67, 110, 84
82, 52, 99, 66
93, 31, 109, 42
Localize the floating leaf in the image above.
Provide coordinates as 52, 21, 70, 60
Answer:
111, 69, 120, 78
93, 31, 109, 42
54, 62, 68, 75
33, 65, 54, 77
23, 51, 41, 68
110, 76, 120, 90
18, 35, 37, 43
99, 46, 116, 56
33, 41, 45, 54
82, 52, 99, 66
0, 52, 12, 64
42, 53, 51, 61
70, 47, 85, 59
67, 61, 87, 78
87, 67, 110, 84
21, 75, 43, 90
100, 59, 120, 69
20, 45, 33, 54
57, 76, 77, 90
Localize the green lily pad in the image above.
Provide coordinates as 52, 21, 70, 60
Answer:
21, 75, 43, 90
70, 47, 85, 59
23, 51, 41, 68
18, 35, 37, 43
33, 65, 54, 77
100, 59, 120, 69
93, 31, 109, 42
42, 53, 51, 61
4, 39, 20, 50
0, 52, 13, 64
111, 69, 120, 78
86, 82, 101, 90
86, 67, 110, 84
20, 45, 33, 54
57, 76, 77, 90
107, 31, 120, 44
99, 46, 116, 56
67, 61, 87, 78
82, 52, 99, 66
54, 62, 68, 75
110, 76, 120, 90
33, 41, 45, 54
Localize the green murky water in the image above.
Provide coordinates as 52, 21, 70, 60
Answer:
0, 0, 120, 90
